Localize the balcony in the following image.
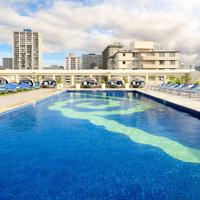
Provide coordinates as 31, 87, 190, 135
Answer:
141, 63, 179, 69
141, 54, 179, 61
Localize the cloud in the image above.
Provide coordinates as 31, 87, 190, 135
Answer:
0, 0, 200, 65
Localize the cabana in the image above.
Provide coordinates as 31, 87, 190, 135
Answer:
19, 77, 34, 87
81, 77, 98, 88
0, 76, 9, 85
41, 78, 57, 88
130, 76, 145, 88
108, 76, 124, 88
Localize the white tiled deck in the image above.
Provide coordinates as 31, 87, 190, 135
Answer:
0, 89, 63, 113
137, 89, 200, 112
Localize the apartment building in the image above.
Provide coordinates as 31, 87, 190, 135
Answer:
102, 42, 123, 69
2, 58, 13, 69
65, 53, 81, 70
109, 41, 180, 70
13, 29, 42, 70
81, 53, 102, 69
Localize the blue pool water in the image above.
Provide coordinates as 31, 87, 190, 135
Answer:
0, 91, 200, 200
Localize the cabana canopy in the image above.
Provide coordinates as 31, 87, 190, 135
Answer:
108, 76, 124, 88
41, 78, 57, 88
0, 76, 9, 85
131, 76, 145, 82
19, 77, 34, 87
131, 76, 145, 88
81, 77, 98, 87
108, 76, 123, 83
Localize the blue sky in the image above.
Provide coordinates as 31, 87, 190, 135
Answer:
0, 0, 200, 66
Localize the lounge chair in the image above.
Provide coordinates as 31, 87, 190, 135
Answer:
183, 85, 200, 98
0, 85, 6, 94
150, 83, 166, 90
5, 83, 17, 92
165, 84, 180, 92
18, 82, 31, 90
158, 83, 174, 92
33, 82, 40, 89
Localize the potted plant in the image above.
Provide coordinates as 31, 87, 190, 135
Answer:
56, 79, 63, 90
124, 78, 129, 89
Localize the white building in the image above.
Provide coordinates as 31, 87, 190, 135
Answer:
13, 29, 42, 70
109, 41, 180, 70
65, 53, 81, 70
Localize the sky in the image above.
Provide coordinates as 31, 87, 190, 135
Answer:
0, 0, 200, 67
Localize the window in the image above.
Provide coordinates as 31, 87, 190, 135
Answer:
132, 53, 137, 57
170, 52, 175, 57
123, 61, 126, 64
123, 53, 126, 56
159, 60, 165, 65
159, 52, 165, 57
147, 52, 155, 56
170, 60, 175, 65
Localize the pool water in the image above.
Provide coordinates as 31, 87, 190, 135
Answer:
0, 91, 200, 200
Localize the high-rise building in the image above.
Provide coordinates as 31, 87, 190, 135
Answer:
2, 58, 13, 69
81, 53, 102, 69
13, 29, 42, 70
65, 53, 81, 70
102, 42, 123, 69
108, 41, 180, 70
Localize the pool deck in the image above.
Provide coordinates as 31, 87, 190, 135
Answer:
0, 87, 199, 115
136, 89, 200, 113
0, 88, 64, 114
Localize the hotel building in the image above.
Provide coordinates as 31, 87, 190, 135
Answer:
13, 29, 42, 70
81, 53, 102, 69
102, 42, 123, 69
65, 53, 81, 70
108, 41, 180, 70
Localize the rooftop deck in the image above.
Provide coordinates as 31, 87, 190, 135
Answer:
137, 89, 200, 113
0, 89, 62, 114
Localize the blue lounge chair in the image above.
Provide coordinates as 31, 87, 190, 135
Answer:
159, 83, 175, 92
150, 83, 166, 90
33, 82, 40, 89
172, 84, 188, 95
169, 84, 185, 93
0, 85, 6, 93
5, 83, 17, 92
18, 82, 31, 90
184, 85, 200, 98
165, 84, 180, 92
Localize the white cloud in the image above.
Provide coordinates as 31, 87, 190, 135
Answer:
0, 0, 200, 65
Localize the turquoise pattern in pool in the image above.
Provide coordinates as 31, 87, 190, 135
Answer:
0, 91, 200, 200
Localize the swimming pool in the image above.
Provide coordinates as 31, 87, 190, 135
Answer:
0, 91, 200, 199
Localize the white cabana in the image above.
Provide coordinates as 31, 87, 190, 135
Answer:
81, 77, 98, 88
19, 77, 34, 87
0, 76, 10, 85
41, 78, 57, 88
108, 76, 124, 88
130, 76, 145, 88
